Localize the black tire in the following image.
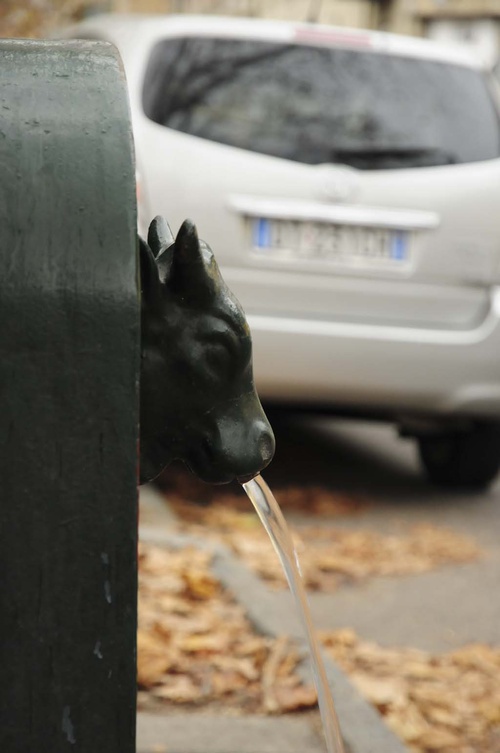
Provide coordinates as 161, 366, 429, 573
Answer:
417, 423, 500, 490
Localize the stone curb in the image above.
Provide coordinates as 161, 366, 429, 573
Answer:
139, 512, 409, 753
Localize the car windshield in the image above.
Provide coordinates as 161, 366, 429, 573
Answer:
142, 36, 500, 169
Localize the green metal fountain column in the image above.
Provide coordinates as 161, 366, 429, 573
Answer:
0, 41, 138, 752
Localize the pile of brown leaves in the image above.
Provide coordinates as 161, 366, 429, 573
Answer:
138, 542, 500, 753
169, 500, 480, 591
158, 466, 480, 591
137, 542, 317, 714
145, 467, 493, 752
322, 629, 500, 753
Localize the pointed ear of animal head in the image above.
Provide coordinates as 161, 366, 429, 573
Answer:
148, 216, 174, 257
171, 219, 218, 303
148, 216, 175, 284
139, 237, 161, 307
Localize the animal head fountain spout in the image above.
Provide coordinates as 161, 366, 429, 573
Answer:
139, 216, 275, 485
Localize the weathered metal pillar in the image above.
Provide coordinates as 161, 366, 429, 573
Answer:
0, 40, 138, 752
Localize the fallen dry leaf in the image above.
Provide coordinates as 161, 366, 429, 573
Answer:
273, 683, 319, 713
350, 672, 408, 708
262, 636, 291, 713
152, 675, 202, 703
182, 568, 220, 600
137, 629, 175, 687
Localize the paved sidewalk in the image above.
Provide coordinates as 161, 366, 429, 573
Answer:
137, 713, 325, 753
137, 484, 408, 753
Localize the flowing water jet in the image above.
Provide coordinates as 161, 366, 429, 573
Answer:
242, 474, 345, 753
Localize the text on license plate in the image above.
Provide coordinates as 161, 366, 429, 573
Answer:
251, 218, 409, 265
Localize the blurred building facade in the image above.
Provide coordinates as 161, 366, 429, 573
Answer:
416, 0, 500, 64
2, 0, 500, 63
110, 0, 500, 53
110, 0, 500, 61
111, 0, 420, 35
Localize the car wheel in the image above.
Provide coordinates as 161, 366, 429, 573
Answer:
417, 423, 500, 490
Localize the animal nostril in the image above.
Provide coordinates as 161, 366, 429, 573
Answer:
237, 428, 274, 484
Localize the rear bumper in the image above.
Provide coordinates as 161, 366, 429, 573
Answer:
249, 287, 500, 419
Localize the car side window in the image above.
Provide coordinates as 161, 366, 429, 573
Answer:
142, 36, 500, 169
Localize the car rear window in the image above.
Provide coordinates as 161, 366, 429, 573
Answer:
142, 36, 500, 169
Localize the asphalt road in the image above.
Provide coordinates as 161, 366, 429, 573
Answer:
259, 412, 500, 653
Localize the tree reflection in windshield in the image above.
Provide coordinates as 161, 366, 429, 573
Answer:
143, 36, 500, 169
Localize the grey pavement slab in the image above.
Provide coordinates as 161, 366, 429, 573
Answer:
305, 557, 500, 652
137, 712, 325, 753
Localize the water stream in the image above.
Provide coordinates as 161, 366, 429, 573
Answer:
242, 474, 345, 753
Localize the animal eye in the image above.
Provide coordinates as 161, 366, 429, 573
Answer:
205, 342, 232, 375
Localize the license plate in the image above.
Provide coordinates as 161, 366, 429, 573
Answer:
251, 218, 409, 267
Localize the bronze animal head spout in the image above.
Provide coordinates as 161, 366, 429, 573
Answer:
139, 216, 275, 485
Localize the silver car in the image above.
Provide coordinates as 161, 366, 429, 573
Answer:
66, 14, 500, 488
